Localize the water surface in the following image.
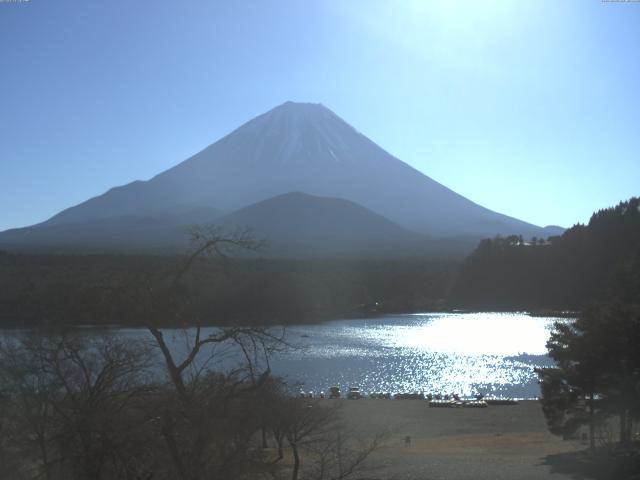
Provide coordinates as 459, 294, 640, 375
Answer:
268, 312, 559, 398
1, 312, 561, 399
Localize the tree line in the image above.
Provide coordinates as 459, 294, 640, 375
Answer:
0, 247, 457, 329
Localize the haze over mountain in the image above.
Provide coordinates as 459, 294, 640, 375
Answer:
0, 101, 563, 255
0, 207, 222, 254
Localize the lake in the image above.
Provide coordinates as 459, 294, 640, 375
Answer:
1, 312, 562, 399
267, 312, 560, 399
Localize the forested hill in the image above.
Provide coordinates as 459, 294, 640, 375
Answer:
0, 253, 457, 328
450, 197, 640, 310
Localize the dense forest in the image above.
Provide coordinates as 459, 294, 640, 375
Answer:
0, 251, 457, 327
450, 197, 640, 310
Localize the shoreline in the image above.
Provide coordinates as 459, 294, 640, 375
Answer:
0, 309, 577, 330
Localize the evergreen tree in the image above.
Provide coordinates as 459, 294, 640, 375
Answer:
537, 302, 640, 447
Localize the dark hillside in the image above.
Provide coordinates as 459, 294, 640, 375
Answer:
450, 197, 640, 310
0, 252, 457, 327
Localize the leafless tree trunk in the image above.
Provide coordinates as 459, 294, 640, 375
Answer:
283, 398, 338, 480
291, 441, 301, 480
588, 392, 595, 451
300, 407, 390, 480
140, 226, 291, 480
311, 427, 389, 480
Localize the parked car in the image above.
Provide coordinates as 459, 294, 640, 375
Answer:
347, 387, 362, 400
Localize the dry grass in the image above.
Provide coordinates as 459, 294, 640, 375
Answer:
329, 399, 582, 479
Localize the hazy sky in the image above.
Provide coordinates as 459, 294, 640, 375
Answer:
1, 0, 638, 232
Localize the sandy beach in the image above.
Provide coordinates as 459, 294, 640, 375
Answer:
335, 399, 583, 479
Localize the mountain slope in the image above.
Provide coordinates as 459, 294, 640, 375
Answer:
216, 192, 425, 256
31, 101, 556, 239
0, 206, 221, 253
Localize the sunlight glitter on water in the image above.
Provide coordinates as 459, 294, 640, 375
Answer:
368, 312, 554, 355
272, 312, 561, 398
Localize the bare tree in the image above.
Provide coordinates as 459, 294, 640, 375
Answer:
276, 398, 389, 480
259, 376, 291, 460
0, 339, 56, 479
283, 398, 339, 480
0, 333, 153, 480
305, 425, 390, 480
136, 226, 292, 480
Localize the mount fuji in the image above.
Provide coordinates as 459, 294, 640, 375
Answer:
0, 101, 562, 256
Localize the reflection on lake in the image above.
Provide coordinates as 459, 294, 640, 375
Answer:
268, 312, 559, 399
1, 312, 561, 399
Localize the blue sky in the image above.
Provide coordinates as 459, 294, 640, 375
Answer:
1, 0, 638, 232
